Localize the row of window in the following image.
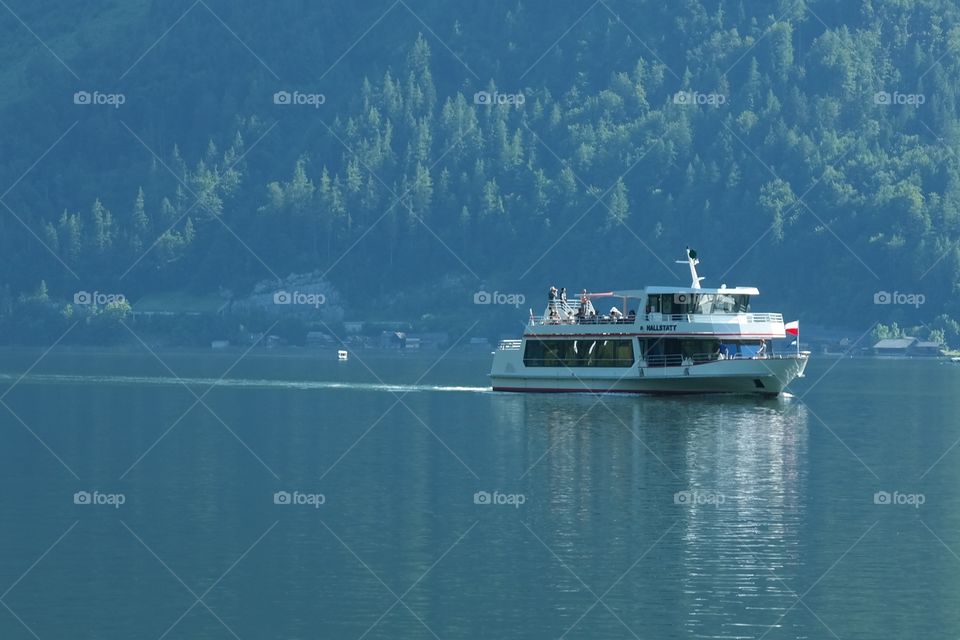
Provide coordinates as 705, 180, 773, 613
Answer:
645, 293, 751, 315
522, 338, 771, 368
523, 339, 634, 367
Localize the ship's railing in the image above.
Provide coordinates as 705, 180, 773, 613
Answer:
740, 312, 782, 323
529, 310, 783, 326
531, 300, 637, 325
531, 316, 637, 326
644, 352, 805, 367
645, 353, 710, 367
497, 339, 523, 351
645, 312, 783, 324
522, 359, 634, 367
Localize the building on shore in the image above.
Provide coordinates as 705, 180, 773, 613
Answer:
872, 337, 944, 357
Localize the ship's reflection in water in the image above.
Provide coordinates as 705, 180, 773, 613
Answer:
677, 401, 807, 638
490, 392, 809, 638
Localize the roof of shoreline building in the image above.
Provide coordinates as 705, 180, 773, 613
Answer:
872, 337, 918, 349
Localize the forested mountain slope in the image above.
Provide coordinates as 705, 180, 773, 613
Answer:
2, 0, 959, 340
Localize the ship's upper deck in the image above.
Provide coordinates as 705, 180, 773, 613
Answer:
528, 249, 784, 338
633, 285, 759, 296
526, 302, 784, 337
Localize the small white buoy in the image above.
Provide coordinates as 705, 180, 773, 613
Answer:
337, 349, 348, 361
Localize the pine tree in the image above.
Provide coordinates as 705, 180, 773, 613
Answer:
90, 199, 114, 254
606, 178, 630, 228
287, 157, 316, 214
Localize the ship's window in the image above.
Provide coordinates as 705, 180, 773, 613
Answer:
523, 339, 634, 367
719, 342, 738, 358
693, 294, 712, 314
732, 340, 774, 358
663, 293, 701, 316
716, 340, 773, 358
739, 343, 760, 358
642, 338, 722, 366
645, 295, 661, 314
713, 293, 736, 313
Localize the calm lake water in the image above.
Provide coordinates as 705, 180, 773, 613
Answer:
1, 348, 958, 639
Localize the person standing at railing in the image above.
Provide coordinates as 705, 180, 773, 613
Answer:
548, 285, 563, 323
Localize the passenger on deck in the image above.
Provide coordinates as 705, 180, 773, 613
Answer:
548, 286, 557, 316
628, 309, 636, 322
610, 307, 623, 321
559, 287, 567, 306
757, 340, 767, 358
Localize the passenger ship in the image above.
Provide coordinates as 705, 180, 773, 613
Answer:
490, 249, 809, 395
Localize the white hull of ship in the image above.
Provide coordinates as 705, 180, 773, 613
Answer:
490, 352, 808, 396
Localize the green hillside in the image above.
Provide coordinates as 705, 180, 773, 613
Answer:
1, 0, 959, 343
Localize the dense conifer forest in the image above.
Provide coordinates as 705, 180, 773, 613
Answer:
2, 0, 959, 344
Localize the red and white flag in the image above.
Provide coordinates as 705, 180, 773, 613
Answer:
785, 320, 799, 336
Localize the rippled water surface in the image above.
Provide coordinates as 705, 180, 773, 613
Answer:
1, 349, 958, 638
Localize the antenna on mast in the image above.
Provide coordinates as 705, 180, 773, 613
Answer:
675, 247, 705, 289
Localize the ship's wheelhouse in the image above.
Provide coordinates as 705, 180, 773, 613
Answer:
642, 286, 757, 318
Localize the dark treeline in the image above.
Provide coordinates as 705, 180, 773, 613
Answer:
1, 0, 959, 342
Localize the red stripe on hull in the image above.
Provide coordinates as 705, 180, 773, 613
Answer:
491, 386, 751, 395
524, 333, 783, 338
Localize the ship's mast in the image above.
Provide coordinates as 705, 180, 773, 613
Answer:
676, 247, 704, 289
